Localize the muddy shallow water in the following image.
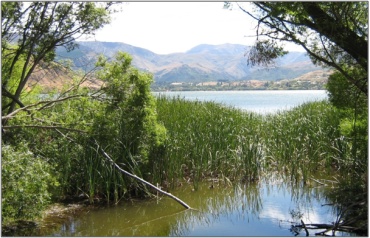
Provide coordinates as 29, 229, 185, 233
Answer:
38, 176, 357, 236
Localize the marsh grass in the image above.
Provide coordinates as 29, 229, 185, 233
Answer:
156, 96, 347, 187
156, 96, 264, 187
262, 101, 345, 183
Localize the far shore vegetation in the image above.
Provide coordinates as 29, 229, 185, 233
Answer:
151, 78, 327, 91
151, 69, 331, 91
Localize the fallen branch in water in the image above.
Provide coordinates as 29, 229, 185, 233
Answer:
95, 141, 193, 210
301, 219, 309, 236
292, 222, 359, 235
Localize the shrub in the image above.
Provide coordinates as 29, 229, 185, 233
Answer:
1, 142, 58, 222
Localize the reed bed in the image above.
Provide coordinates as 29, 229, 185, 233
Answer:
155, 96, 347, 187
262, 101, 344, 183
156, 96, 264, 188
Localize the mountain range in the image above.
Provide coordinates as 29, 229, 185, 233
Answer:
56, 41, 323, 83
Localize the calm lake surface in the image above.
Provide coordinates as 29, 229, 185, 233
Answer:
154, 90, 328, 114
46, 177, 354, 236
41, 90, 356, 236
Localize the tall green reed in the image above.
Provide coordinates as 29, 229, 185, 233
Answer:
156, 96, 263, 188
262, 101, 344, 183
156, 97, 350, 187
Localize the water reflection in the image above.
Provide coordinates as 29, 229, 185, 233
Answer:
47, 178, 355, 236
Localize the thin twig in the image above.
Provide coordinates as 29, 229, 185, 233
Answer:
2, 125, 87, 133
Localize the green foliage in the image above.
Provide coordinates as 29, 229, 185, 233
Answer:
156, 96, 264, 187
246, 39, 288, 67
262, 102, 344, 182
1, 45, 33, 112
2, 2, 113, 117
2, 50, 168, 205
1, 5, 366, 227
236, 2, 368, 95
94, 52, 167, 166
156, 97, 362, 185
326, 70, 367, 112
1, 142, 58, 222
35, 52, 168, 203
326, 70, 368, 179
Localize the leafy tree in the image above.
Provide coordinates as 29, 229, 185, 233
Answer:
326, 71, 368, 174
326, 71, 367, 112
230, 2, 368, 96
1, 2, 113, 123
6, 51, 167, 203
93, 52, 167, 172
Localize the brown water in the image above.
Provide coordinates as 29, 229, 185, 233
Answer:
41, 177, 356, 236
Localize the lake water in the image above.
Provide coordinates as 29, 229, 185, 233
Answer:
153, 90, 328, 114
45, 177, 355, 236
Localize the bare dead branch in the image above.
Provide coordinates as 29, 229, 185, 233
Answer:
96, 141, 194, 210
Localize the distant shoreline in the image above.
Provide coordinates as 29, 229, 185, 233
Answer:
150, 77, 327, 91
151, 88, 327, 92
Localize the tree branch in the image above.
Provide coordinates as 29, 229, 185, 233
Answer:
302, 2, 367, 71
2, 125, 87, 133
2, 86, 26, 110
2, 94, 85, 120
96, 141, 194, 210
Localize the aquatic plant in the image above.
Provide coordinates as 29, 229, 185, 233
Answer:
156, 96, 264, 187
262, 101, 344, 183
155, 97, 356, 186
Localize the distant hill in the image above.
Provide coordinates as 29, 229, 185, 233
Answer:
56, 41, 324, 83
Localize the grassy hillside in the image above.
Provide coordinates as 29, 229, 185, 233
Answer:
56, 41, 324, 83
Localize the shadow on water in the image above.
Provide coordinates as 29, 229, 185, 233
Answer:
39, 176, 357, 236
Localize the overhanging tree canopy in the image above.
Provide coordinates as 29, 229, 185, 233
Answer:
233, 2, 368, 96
1, 2, 114, 122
